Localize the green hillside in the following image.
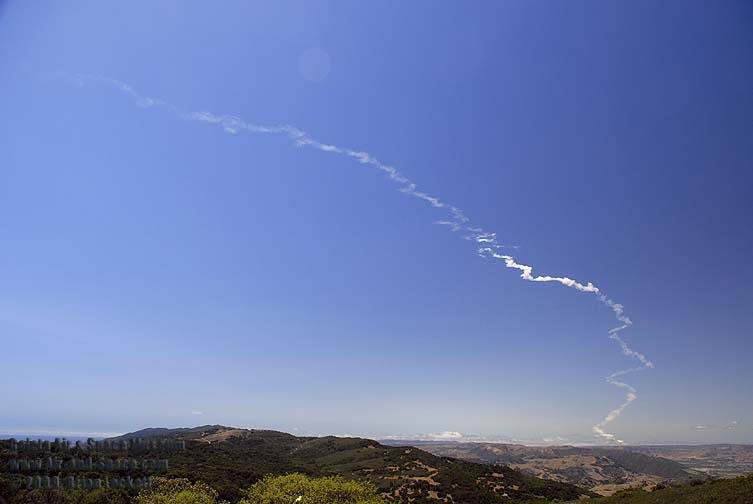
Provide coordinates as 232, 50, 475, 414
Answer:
3, 428, 753, 503
125, 427, 596, 502
397, 441, 698, 492
571, 475, 753, 504
1, 426, 594, 503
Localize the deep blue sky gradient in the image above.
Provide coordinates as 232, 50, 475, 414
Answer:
1, 1, 752, 444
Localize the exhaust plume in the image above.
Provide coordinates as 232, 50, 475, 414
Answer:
66, 74, 653, 443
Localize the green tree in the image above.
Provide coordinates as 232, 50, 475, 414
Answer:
239, 474, 387, 504
134, 477, 226, 504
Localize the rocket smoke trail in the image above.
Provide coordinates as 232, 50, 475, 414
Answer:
67, 74, 654, 443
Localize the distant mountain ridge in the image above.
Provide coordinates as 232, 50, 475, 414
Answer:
107, 425, 229, 441
380, 440, 701, 496
3, 427, 751, 502
627, 444, 753, 479
94, 425, 597, 502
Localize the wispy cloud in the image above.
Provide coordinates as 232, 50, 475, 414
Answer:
379, 431, 466, 442
694, 421, 738, 431
191, 411, 204, 416
379, 432, 602, 446
65, 74, 654, 445
429, 431, 464, 440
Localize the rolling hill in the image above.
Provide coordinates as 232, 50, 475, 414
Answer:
568, 474, 753, 504
381, 441, 700, 495
0, 426, 596, 503
627, 445, 753, 479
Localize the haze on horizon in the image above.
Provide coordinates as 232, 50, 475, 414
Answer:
1, 0, 752, 447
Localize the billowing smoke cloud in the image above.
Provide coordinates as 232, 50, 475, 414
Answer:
66, 74, 653, 444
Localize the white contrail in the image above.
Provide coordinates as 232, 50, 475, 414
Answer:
66, 74, 653, 444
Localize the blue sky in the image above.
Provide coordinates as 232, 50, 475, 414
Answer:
1, 0, 752, 444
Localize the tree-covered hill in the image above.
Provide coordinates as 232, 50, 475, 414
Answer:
121, 426, 596, 502
1, 426, 595, 503
391, 441, 699, 494
568, 474, 753, 504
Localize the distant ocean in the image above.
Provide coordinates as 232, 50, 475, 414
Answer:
0, 434, 109, 441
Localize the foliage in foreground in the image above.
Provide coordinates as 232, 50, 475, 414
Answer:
239, 473, 388, 504
1, 486, 130, 504
0, 432, 594, 503
134, 477, 227, 504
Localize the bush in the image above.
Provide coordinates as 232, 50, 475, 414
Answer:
611, 487, 647, 498
239, 473, 387, 504
134, 477, 227, 504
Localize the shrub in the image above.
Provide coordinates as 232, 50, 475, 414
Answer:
134, 477, 226, 504
239, 473, 387, 504
611, 487, 647, 498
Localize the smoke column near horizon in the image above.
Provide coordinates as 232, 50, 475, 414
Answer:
65, 74, 654, 443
